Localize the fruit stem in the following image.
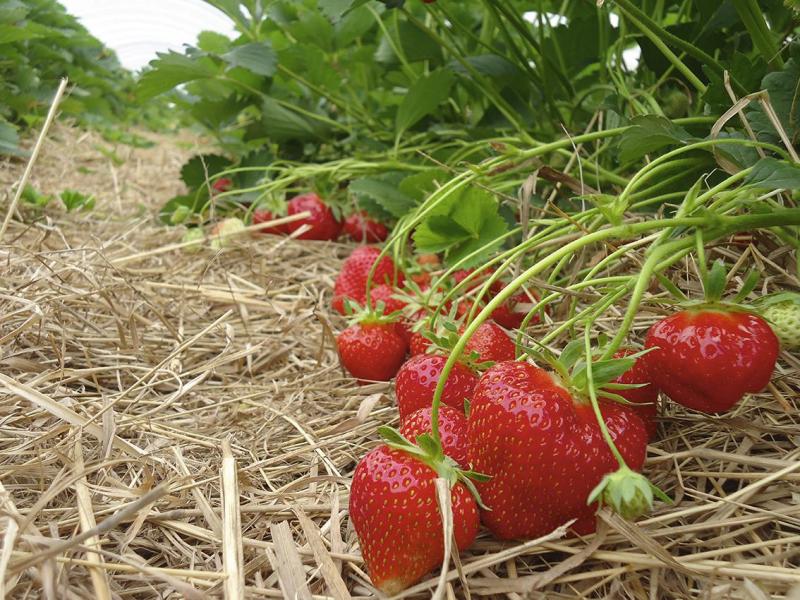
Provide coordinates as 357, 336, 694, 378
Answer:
583, 325, 627, 467
600, 237, 693, 360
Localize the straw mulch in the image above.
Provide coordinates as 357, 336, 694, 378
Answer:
0, 123, 799, 600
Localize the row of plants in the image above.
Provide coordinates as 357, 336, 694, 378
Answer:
0, 0, 171, 157
133, 0, 800, 594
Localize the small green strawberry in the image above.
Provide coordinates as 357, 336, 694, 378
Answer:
210, 217, 246, 250
181, 227, 205, 253
756, 292, 800, 350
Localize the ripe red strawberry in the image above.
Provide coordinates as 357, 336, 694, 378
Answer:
349, 445, 479, 594
369, 284, 406, 315
337, 320, 407, 383
396, 354, 478, 421
252, 207, 287, 235
212, 177, 233, 193
343, 211, 389, 243
463, 320, 516, 363
410, 331, 432, 356
644, 309, 778, 413
285, 193, 341, 241
606, 350, 658, 439
332, 246, 404, 315
490, 290, 542, 329
468, 361, 648, 539
400, 406, 469, 467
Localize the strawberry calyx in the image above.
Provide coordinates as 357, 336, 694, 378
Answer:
587, 465, 670, 520
526, 340, 653, 406
416, 317, 494, 371
342, 298, 402, 326
696, 259, 760, 307
378, 425, 490, 509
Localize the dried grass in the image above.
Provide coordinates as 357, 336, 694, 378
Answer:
0, 121, 798, 599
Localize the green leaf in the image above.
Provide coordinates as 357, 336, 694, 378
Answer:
396, 70, 455, 135
21, 185, 51, 207
137, 51, 218, 100
398, 169, 448, 202
0, 118, 22, 156
747, 55, 800, 145
349, 176, 419, 219
197, 31, 231, 54
449, 54, 524, 88
261, 97, 324, 141
744, 157, 800, 190
375, 20, 442, 64
618, 115, 692, 163
60, 189, 95, 212
414, 187, 508, 268
223, 42, 277, 77
320, 0, 371, 21
180, 154, 233, 189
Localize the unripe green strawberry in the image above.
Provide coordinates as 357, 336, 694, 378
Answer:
210, 218, 245, 250
757, 292, 800, 349
181, 227, 205, 253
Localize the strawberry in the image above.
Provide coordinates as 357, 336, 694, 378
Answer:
410, 331, 432, 356
285, 193, 341, 241
369, 284, 406, 315
757, 292, 800, 349
644, 308, 778, 413
343, 211, 389, 243
606, 350, 658, 439
468, 361, 648, 539
212, 177, 233, 193
332, 246, 403, 315
396, 354, 478, 421
400, 406, 469, 467
349, 444, 479, 594
463, 321, 516, 363
490, 290, 542, 329
337, 318, 407, 383
209, 218, 245, 249
252, 207, 287, 235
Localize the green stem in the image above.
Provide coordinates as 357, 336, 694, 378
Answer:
613, 0, 747, 95
600, 237, 693, 360
584, 326, 626, 467
614, 3, 706, 94
732, 0, 785, 69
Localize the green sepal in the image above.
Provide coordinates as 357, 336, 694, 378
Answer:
703, 260, 728, 302
732, 269, 760, 303
587, 467, 667, 520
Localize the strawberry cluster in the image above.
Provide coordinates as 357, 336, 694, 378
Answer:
331, 248, 782, 594
252, 192, 389, 242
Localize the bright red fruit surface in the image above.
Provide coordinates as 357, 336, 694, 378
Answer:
337, 323, 407, 383
252, 208, 287, 235
410, 331, 432, 356
468, 361, 648, 540
400, 406, 469, 467
607, 349, 659, 439
644, 309, 778, 413
463, 320, 516, 363
285, 193, 341, 241
349, 445, 479, 594
396, 354, 478, 421
343, 211, 389, 243
332, 247, 403, 315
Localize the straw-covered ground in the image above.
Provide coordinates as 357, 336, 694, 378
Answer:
0, 123, 799, 600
